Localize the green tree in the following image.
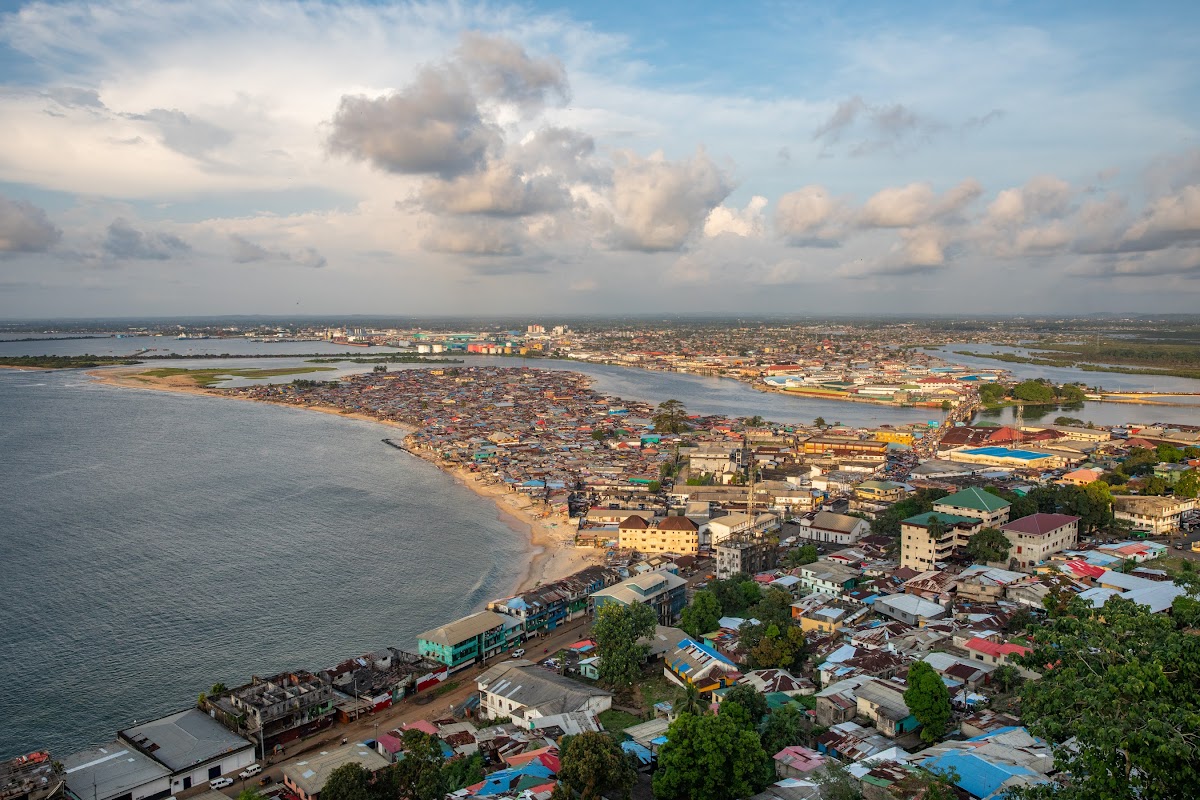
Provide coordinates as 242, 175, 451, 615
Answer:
992, 665, 1025, 694
1175, 469, 1198, 499
211, 682, 227, 694
743, 416, 766, 427
708, 574, 753, 616
759, 703, 804, 757
680, 591, 722, 639
979, 383, 1008, 405
1014, 595, 1200, 799
813, 417, 826, 428
237, 789, 264, 800
652, 399, 690, 434
592, 602, 656, 689
742, 621, 808, 672
812, 762, 863, 800
966, 527, 1011, 563
555, 732, 637, 800
441, 753, 484, 793
1056, 383, 1087, 403
320, 764, 372, 800
1156, 443, 1185, 463
719, 685, 769, 729
903, 661, 951, 744
652, 713, 769, 800
1140, 475, 1168, 496
782, 544, 819, 568
870, 488, 949, 537
391, 730, 446, 800
1013, 380, 1056, 403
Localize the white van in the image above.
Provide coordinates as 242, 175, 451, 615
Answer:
239, 765, 262, 779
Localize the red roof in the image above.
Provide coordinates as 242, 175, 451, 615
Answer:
657, 516, 699, 531
965, 637, 1030, 658
620, 515, 648, 529
1063, 560, 1106, 579
1001, 513, 1081, 536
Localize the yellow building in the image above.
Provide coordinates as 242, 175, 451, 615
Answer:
617, 515, 701, 555
874, 430, 914, 446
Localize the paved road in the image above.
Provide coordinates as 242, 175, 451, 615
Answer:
194, 615, 598, 798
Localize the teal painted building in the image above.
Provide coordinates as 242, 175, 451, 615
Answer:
417, 610, 515, 673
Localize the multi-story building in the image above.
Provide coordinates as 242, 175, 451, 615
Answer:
207, 672, 335, 752
933, 487, 1011, 528
617, 515, 701, 555
590, 571, 688, 625
707, 511, 780, 546
795, 560, 862, 596
999, 513, 1080, 570
418, 610, 514, 673
714, 535, 777, 579
488, 566, 620, 636
1113, 495, 1190, 535
899, 512, 983, 570
476, 662, 612, 724
802, 437, 889, 460
853, 480, 908, 504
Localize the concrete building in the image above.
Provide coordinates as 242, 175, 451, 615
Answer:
899, 512, 983, 570
933, 488, 1012, 528
795, 560, 862, 596
282, 746, 389, 800
476, 661, 612, 724
1113, 495, 1189, 535
715, 535, 777, 579
800, 511, 871, 545
999, 514, 1080, 570
119, 710, 256, 794
872, 593, 946, 626
418, 610, 512, 672
707, 511, 780, 546
208, 672, 335, 753
617, 515, 700, 555
62, 744, 171, 800
590, 571, 688, 624
855, 679, 920, 740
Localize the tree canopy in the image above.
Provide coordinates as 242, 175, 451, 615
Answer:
966, 526, 1011, 563
871, 488, 949, 538
652, 712, 769, 800
320, 764, 372, 800
679, 590, 722, 639
554, 732, 637, 800
652, 399, 690, 434
719, 685, 769, 729
903, 661, 951, 744
1013, 593, 1200, 800
592, 602, 656, 688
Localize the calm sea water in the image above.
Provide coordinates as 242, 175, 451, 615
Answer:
0, 369, 528, 760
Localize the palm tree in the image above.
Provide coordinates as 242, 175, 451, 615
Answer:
681, 683, 702, 716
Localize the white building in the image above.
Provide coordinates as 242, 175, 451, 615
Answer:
476, 661, 612, 724
800, 511, 871, 545
999, 513, 1080, 570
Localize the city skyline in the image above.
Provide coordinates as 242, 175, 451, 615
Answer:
1, 0, 1199, 316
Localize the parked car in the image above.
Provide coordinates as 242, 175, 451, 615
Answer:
511, 648, 526, 658
239, 765, 262, 779
209, 778, 234, 790
258, 776, 273, 786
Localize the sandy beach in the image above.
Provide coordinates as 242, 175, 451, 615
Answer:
87, 366, 603, 595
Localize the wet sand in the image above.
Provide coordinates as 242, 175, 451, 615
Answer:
88, 367, 602, 595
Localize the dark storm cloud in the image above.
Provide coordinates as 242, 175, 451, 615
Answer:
103, 218, 189, 260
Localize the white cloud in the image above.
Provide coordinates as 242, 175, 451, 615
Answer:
606, 148, 733, 251
703, 196, 767, 238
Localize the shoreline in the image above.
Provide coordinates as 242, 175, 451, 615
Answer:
86, 367, 602, 597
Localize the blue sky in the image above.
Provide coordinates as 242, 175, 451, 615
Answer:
0, 0, 1198, 317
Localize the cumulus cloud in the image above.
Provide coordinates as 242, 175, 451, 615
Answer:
859, 179, 982, 228
1120, 185, 1200, 251
774, 185, 842, 244
456, 32, 568, 110
420, 160, 570, 217
608, 148, 733, 252
421, 217, 525, 256
984, 175, 1072, 226
230, 234, 325, 268
703, 196, 767, 238
328, 66, 498, 178
0, 195, 61, 253
103, 218, 189, 260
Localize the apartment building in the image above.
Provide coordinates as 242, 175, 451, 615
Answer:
999, 513, 1080, 570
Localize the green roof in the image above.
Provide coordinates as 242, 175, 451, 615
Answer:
936, 487, 1011, 513
902, 511, 980, 528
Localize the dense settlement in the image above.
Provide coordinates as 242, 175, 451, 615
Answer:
6, 352, 1200, 800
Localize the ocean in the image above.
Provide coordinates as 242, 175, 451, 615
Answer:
0, 369, 528, 760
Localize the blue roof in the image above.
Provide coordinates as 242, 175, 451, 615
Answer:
920, 751, 1039, 799
621, 741, 653, 764
963, 446, 1051, 460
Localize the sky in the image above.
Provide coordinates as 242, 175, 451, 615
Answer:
0, 0, 1198, 318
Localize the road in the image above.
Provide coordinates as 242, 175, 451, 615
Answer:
192, 615, 598, 798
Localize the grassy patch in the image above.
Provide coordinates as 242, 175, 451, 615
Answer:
138, 366, 334, 387
636, 672, 684, 713
431, 680, 460, 697
597, 709, 643, 734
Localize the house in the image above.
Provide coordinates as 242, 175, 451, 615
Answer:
800, 511, 871, 545
855, 678, 920, 739
956, 565, 1028, 603
664, 637, 740, 694
708, 512, 780, 545
577, 657, 601, 681
899, 512, 983, 570
964, 638, 1033, 675
933, 488, 1012, 527
282, 745, 390, 800
476, 661, 612, 725
872, 593, 946, 626
795, 560, 862, 595
589, 570, 688, 625
913, 727, 1054, 799
418, 611, 512, 672
854, 481, 909, 504
1058, 468, 1102, 486
1113, 495, 1188, 535
741, 669, 816, 697
791, 593, 868, 635
118, 709, 256, 793
773, 746, 827, 780
999, 514, 1080, 570
922, 653, 993, 690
